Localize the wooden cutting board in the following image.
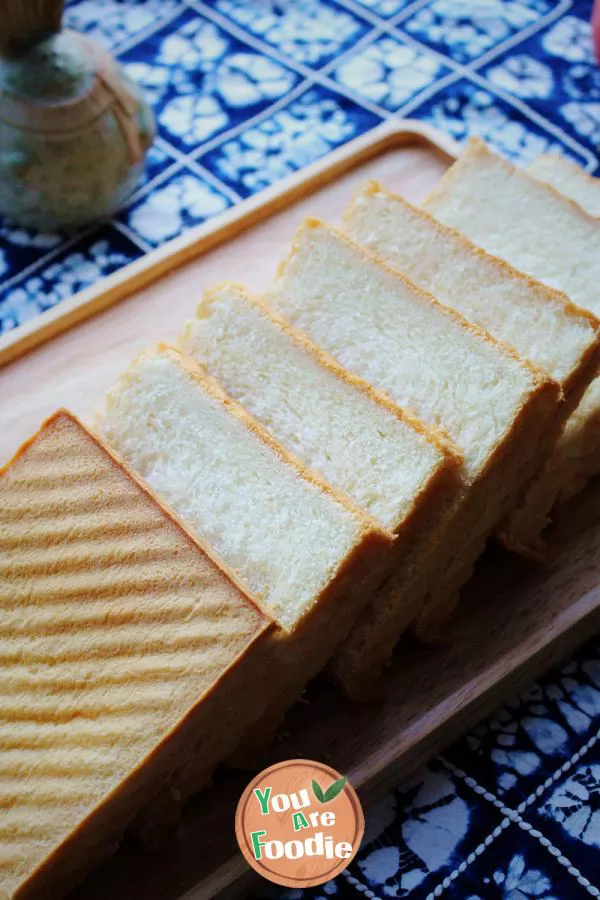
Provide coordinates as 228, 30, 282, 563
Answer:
0, 121, 598, 900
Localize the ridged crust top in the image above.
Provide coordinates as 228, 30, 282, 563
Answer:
0, 411, 271, 899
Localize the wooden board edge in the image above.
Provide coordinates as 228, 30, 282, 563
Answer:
0, 120, 459, 368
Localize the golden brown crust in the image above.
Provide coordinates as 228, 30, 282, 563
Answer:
57, 409, 276, 623
17, 631, 276, 900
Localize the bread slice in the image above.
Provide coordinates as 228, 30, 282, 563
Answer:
0, 410, 276, 900
424, 139, 600, 318
267, 219, 559, 694
345, 181, 599, 428
178, 282, 460, 542
97, 347, 392, 732
529, 154, 600, 217
519, 154, 600, 543
424, 139, 600, 554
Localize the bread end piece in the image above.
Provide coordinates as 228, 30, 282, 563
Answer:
0, 409, 276, 900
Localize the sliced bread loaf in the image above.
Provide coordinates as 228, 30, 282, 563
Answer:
424, 139, 600, 554
344, 181, 600, 561
97, 347, 392, 733
529, 154, 600, 217
267, 219, 559, 694
0, 410, 275, 900
178, 282, 460, 542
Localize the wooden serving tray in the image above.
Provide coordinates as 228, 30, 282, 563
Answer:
0, 121, 598, 900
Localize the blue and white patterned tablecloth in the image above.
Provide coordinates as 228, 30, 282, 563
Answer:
3, 2, 600, 897
1, 0, 599, 333
258, 635, 600, 900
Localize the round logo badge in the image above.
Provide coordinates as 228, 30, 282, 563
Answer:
235, 758, 364, 888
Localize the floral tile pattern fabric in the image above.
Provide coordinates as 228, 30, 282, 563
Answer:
482, 13, 600, 146
333, 35, 451, 111
2, 3, 600, 893
0, 227, 142, 336
202, 86, 379, 195
121, 170, 232, 245
254, 639, 600, 899
411, 79, 580, 164
1, 0, 598, 335
207, 0, 370, 67
402, 0, 555, 64
120, 12, 300, 152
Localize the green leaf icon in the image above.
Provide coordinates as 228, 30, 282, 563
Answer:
323, 776, 347, 803
312, 779, 325, 803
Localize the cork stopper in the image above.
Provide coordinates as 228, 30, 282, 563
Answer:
0, 0, 65, 57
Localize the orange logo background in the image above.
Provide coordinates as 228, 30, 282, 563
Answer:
235, 758, 364, 888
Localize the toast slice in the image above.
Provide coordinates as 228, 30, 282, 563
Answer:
267, 219, 559, 694
0, 411, 275, 900
518, 154, 600, 542
178, 282, 461, 541
529, 154, 600, 218
424, 140, 600, 319
424, 139, 600, 555
97, 347, 391, 732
